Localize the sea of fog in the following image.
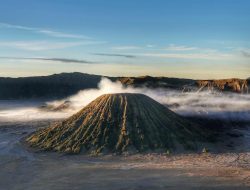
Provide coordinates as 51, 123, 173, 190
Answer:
0, 78, 250, 122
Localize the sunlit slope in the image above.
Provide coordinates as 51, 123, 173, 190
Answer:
27, 93, 208, 154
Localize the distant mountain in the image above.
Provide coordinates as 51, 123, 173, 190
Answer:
0, 72, 104, 99
0, 73, 248, 100
0, 73, 196, 100
195, 79, 248, 93
118, 76, 249, 93
118, 76, 195, 89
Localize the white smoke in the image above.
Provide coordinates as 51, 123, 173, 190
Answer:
0, 77, 250, 122
0, 107, 69, 122
47, 78, 250, 121
48, 77, 171, 110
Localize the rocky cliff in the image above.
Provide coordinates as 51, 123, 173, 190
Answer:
196, 79, 248, 93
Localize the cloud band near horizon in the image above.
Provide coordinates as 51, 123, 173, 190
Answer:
0, 56, 94, 64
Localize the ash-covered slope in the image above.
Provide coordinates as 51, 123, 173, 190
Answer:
26, 93, 208, 154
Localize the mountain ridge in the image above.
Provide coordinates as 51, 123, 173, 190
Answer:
0, 72, 248, 99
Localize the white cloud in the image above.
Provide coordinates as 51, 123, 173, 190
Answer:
0, 22, 90, 39
0, 40, 105, 51
165, 44, 197, 51
146, 44, 155, 48
38, 30, 90, 39
141, 52, 233, 60
112, 46, 141, 50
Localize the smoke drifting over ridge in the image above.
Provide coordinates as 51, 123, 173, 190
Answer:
49, 78, 250, 120
0, 78, 250, 122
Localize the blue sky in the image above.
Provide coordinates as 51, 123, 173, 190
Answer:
0, 0, 250, 79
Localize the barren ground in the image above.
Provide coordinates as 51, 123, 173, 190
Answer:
0, 121, 250, 190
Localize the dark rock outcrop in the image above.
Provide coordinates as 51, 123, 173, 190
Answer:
39, 100, 72, 112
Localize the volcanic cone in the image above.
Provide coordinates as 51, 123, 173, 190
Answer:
27, 93, 207, 154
